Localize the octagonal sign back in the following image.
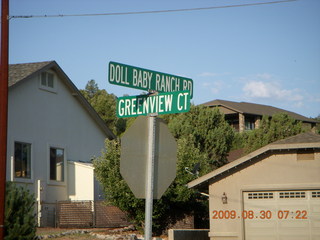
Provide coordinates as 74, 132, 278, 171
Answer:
120, 116, 177, 199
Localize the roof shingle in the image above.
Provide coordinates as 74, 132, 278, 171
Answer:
9, 61, 54, 87
272, 132, 320, 145
203, 99, 317, 123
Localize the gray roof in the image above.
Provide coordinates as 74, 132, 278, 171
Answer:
9, 61, 116, 139
9, 61, 54, 87
188, 132, 320, 190
273, 131, 320, 145
203, 99, 317, 123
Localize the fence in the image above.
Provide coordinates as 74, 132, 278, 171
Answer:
56, 200, 131, 228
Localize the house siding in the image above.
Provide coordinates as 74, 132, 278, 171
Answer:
6, 69, 106, 203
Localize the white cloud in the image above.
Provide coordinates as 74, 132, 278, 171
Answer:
201, 80, 225, 94
236, 73, 319, 117
243, 81, 271, 98
242, 78, 303, 102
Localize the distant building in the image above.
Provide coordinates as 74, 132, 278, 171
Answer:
203, 99, 317, 132
188, 132, 320, 240
7, 61, 115, 226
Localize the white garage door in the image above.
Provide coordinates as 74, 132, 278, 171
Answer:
243, 190, 320, 240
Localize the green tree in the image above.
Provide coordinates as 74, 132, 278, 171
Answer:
4, 182, 37, 240
94, 135, 211, 234
243, 113, 304, 154
165, 105, 235, 168
80, 80, 127, 136
81, 79, 99, 99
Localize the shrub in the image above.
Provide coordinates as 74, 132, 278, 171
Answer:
4, 182, 37, 240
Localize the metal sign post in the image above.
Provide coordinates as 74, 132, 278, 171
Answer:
111, 61, 192, 239
145, 115, 157, 240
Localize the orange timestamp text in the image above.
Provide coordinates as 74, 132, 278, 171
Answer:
212, 210, 308, 220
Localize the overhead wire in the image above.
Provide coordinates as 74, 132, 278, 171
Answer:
10, 0, 297, 19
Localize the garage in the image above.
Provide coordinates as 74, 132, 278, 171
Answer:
188, 132, 320, 240
243, 190, 320, 240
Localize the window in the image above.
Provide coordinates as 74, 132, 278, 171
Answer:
312, 191, 320, 198
279, 191, 306, 199
248, 192, 274, 199
41, 72, 54, 88
39, 71, 57, 93
14, 142, 31, 178
50, 147, 64, 181
245, 121, 254, 130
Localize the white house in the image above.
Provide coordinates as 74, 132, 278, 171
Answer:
188, 132, 320, 240
6, 61, 115, 226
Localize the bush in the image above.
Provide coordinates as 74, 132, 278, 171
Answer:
94, 136, 211, 235
4, 182, 37, 240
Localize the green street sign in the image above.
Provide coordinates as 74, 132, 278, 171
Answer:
117, 91, 190, 118
109, 61, 193, 99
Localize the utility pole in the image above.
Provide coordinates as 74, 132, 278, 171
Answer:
0, 0, 9, 239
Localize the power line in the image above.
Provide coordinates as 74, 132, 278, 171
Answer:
10, 0, 297, 19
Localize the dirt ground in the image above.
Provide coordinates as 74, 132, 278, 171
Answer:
36, 228, 107, 239
39, 234, 96, 240
36, 228, 168, 240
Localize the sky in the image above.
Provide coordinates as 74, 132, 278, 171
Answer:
9, 0, 320, 118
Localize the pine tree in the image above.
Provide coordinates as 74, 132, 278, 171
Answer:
166, 105, 235, 168
243, 113, 304, 154
80, 79, 127, 136
4, 182, 37, 240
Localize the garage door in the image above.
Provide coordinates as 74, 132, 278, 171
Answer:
243, 190, 320, 240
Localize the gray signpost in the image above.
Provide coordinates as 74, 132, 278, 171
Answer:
109, 62, 192, 240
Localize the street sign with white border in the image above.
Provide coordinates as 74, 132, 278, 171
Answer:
108, 61, 193, 98
116, 91, 190, 118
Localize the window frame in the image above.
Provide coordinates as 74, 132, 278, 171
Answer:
244, 116, 256, 131
12, 139, 34, 183
245, 120, 255, 131
47, 144, 66, 186
39, 71, 57, 93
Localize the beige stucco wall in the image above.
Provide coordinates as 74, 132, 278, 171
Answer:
208, 150, 320, 240
6, 69, 107, 203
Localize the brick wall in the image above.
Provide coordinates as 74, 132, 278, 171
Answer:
56, 200, 131, 228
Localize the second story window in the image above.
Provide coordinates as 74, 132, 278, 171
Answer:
39, 71, 57, 93
41, 72, 54, 88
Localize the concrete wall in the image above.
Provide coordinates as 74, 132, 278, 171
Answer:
208, 150, 320, 239
168, 229, 209, 240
